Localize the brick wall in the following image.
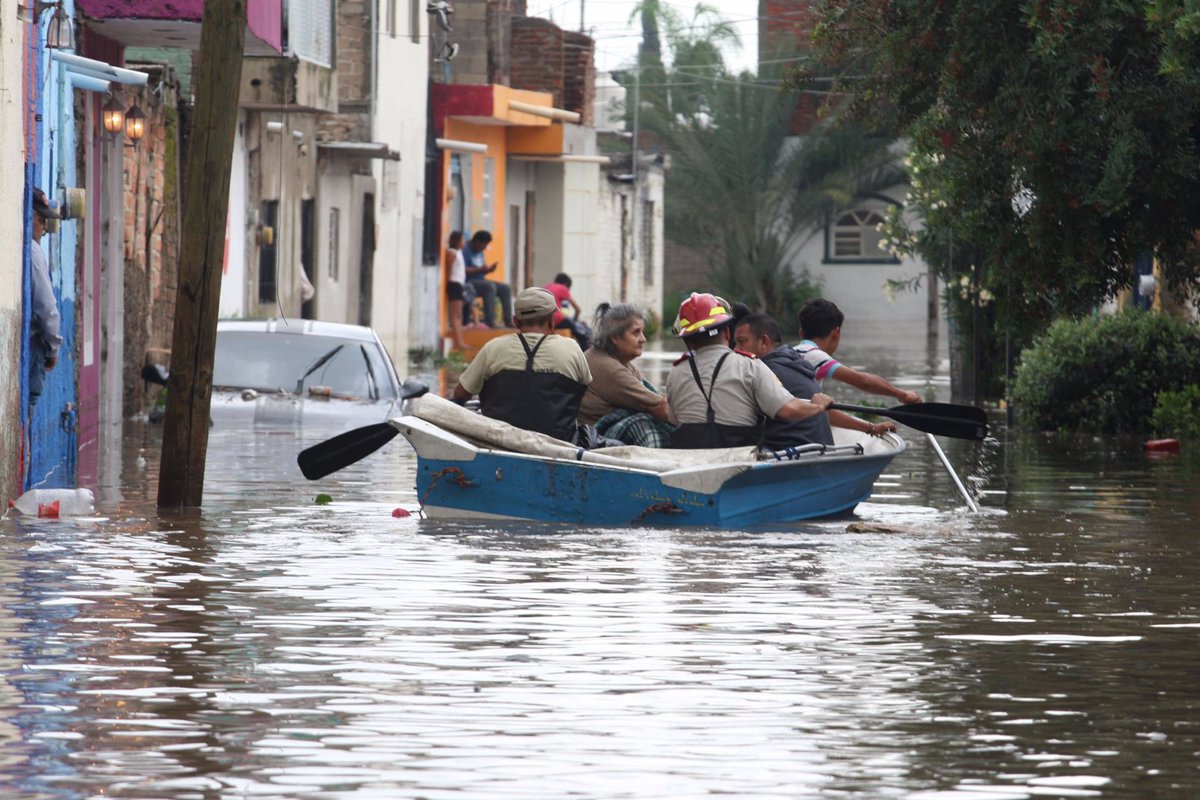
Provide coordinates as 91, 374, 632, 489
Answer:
563, 31, 594, 125
759, 0, 815, 60
439, 0, 490, 83
511, 18, 564, 105
318, 0, 371, 143
120, 65, 181, 418
759, 0, 820, 134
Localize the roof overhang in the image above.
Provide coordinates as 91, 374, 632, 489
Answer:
76, 0, 283, 55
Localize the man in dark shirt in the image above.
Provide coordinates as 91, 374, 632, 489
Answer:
733, 312, 894, 449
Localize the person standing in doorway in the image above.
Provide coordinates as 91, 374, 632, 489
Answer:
462, 230, 513, 328
444, 230, 468, 350
29, 188, 63, 407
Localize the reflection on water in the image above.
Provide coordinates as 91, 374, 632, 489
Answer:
0, 328, 1197, 798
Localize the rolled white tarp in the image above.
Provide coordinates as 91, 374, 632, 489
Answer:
410, 394, 757, 474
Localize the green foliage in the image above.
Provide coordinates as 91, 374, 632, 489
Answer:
809, 0, 1200, 334
1152, 385, 1200, 439
1008, 311, 1200, 433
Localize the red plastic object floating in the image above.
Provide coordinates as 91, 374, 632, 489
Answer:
392, 508, 411, 518
1144, 438, 1180, 454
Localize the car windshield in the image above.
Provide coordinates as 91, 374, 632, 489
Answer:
213, 331, 397, 400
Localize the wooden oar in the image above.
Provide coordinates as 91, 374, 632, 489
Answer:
297, 380, 429, 480
831, 401, 989, 441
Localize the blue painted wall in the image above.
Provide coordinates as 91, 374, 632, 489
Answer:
25, 6, 79, 490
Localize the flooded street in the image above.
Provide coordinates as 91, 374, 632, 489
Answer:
2, 326, 1199, 799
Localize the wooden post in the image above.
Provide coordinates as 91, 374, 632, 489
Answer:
157, 0, 246, 508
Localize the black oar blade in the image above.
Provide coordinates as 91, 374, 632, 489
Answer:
831, 401, 989, 441
297, 422, 400, 480
401, 379, 430, 400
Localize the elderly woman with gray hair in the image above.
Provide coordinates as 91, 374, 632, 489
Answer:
577, 303, 675, 448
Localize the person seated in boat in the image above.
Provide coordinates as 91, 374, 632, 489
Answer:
451, 287, 592, 442
795, 298, 922, 405
664, 292, 833, 449
578, 303, 674, 448
733, 312, 896, 449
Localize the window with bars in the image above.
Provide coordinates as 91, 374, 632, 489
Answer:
826, 207, 896, 263
288, 0, 333, 67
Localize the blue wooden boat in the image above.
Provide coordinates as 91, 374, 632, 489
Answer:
392, 395, 907, 528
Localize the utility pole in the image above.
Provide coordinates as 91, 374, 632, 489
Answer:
157, 0, 246, 508
629, 65, 640, 282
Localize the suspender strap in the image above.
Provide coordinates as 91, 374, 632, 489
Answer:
687, 351, 731, 425
518, 333, 549, 371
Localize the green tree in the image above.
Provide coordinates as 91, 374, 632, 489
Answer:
809, 0, 1200, 333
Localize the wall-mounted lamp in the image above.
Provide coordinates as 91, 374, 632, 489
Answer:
102, 95, 124, 135
101, 95, 147, 146
24, 1, 76, 50
124, 105, 145, 143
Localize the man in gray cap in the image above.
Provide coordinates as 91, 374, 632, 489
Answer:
29, 187, 63, 406
452, 286, 592, 441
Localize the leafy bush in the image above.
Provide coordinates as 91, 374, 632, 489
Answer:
1152, 385, 1200, 439
1008, 311, 1200, 433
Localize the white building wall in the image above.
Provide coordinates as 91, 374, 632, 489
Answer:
314, 161, 354, 320
559, 161, 602, 313
504, 160, 536, 291
0, 0, 25, 500
219, 115, 247, 318
372, 1, 429, 365
593, 165, 665, 323
789, 184, 936, 328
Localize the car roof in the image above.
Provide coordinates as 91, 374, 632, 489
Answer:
216, 318, 380, 343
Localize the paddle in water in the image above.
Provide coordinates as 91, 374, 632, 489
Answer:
830, 400, 989, 441
297, 379, 429, 480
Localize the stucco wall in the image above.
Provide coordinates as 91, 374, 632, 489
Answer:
372, 5, 429, 362
593, 165, 664, 324
0, 0, 24, 503
789, 184, 936, 325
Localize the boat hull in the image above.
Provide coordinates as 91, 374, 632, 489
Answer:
399, 416, 905, 528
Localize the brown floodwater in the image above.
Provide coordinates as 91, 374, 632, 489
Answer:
0, 327, 1197, 799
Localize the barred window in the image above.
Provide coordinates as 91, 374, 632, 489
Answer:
827, 207, 894, 263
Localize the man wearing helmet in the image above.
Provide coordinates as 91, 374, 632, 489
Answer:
664, 292, 833, 449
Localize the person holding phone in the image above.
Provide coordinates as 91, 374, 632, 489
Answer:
462, 230, 513, 328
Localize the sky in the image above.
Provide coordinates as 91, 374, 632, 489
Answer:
523, 0, 759, 76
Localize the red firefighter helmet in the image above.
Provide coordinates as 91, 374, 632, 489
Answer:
673, 292, 733, 337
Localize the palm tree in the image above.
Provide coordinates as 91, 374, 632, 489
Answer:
645, 71, 905, 319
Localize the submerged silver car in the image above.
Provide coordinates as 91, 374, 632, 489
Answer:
210, 318, 405, 430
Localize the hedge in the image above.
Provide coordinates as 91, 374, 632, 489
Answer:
1007, 311, 1200, 433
